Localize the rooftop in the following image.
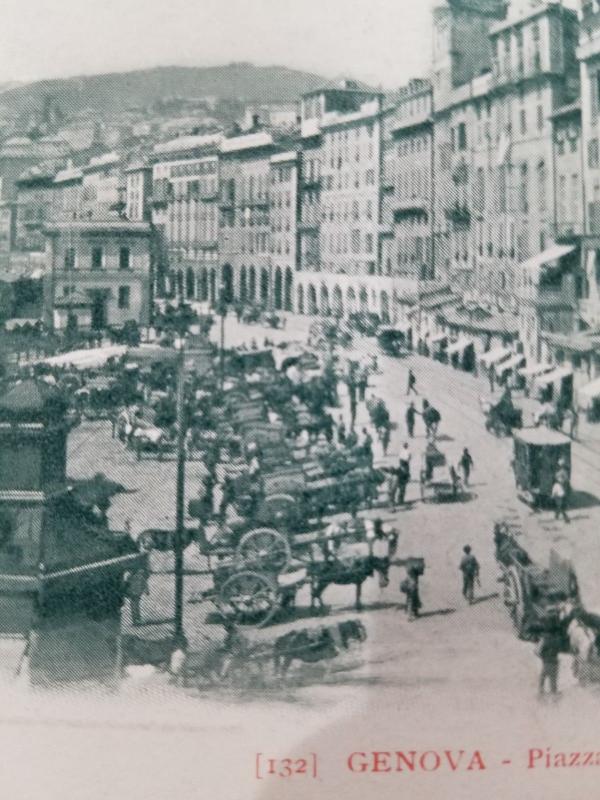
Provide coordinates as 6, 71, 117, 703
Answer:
44, 220, 151, 235
153, 133, 223, 157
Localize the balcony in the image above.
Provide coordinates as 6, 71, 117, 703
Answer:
238, 197, 269, 209
301, 177, 321, 191
298, 222, 320, 233
393, 197, 429, 216
444, 203, 471, 229
518, 286, 576, 310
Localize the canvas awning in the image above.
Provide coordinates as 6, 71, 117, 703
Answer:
447, 338, 473, 356
42, 345, 127, 370
519, 244, 575, 281
577, 377, 600, 410
534, 366, 573, 390
497, 353, 525, 374
518, 362, 553, 378
479, 347, 511, 367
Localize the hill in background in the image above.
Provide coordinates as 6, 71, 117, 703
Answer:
0, 63, 329, 118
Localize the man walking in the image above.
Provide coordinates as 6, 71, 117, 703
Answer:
407, 368, 417, 396
125, 559, 150, 626
459, 447, 474, 486
405, 402, 418, 438
537, 626, 561, 699
552, 458, 570, 522
400, 566, 422, 621
459, 545, 480, 604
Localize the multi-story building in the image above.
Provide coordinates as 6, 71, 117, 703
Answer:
43, 220, 153, 330
295, 81, 398, 321
14, 165, 59, 252
578, 0, 600, 328
431, 0, 581, 361
381, 79, 434, 282
151, 133, 222, 302
125, 160, 153, 222
218, 131, 278, 308
269, 150, 298, 311
52, 164, 84, 222
81, 152, 126, 220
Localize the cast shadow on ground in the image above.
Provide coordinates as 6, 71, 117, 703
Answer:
569, 490, 600, 511
469, 592, 499, 606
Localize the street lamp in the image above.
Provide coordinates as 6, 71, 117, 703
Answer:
173, 334, 186, 639
218, 279, 228, 391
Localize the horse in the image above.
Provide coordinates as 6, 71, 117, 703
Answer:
273, 619, 367, 676
567, 611, 600, 685
308, 531, 398, 611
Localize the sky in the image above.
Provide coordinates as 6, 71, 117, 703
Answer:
0, 0, 439, 89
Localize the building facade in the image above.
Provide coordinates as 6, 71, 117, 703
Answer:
43, 220, 153, 330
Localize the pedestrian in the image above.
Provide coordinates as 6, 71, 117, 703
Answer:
349, 389, 357, 429
552, 477, 570, 523
537, 628, 561, 699
169, 634, 188, 687
396, 460, 410, 506
361, 427, 373, 465
488, 365, 496, 393
125, 560, 150, 625
400, 567, 422, 620
399, 441, 412, 474
407, 368, 417, 396
459, 447, 474, 486
337, 416, 346, 445
459, 545, 480, 604
380, 423, 391, 456
566, 405, 579, 440
405, 401, 418, 438
357, 365, 369, 402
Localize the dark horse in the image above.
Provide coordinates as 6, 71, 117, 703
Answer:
308, 554, 392, 612
273, 619, 367, 676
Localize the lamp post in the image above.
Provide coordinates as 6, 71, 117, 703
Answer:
218, 280, 227, 390
173, 334, 186, 639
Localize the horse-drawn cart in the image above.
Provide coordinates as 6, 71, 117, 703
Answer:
494, 520, 579, 639
419, 443, 462, 502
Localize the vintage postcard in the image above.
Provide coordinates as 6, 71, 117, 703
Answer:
0, 0, 598, 798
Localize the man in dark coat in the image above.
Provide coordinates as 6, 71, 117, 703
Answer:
459, 545, 480, 604
405, 402, 418, 438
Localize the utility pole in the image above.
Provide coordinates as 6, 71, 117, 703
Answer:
173, 336, 186, 639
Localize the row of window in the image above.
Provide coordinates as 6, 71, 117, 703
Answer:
320, 170, 377, 191
63, 246, 131, 271
170, 160, 217, 179
395, 135, 430, 157
62, 283, 131, 309
322, 230, 375, 256
320, 198, 374, 223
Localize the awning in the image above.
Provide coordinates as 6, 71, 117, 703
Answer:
518, 362, 553, 378
577, 377, 600, 410
498, 353, 525, 374
479, 347, 511, 367
42, 345, 127, 370
447, 338, 473, 356
534, 366, 573, 390
519, 244, 575, 280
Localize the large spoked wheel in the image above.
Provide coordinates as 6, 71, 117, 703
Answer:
503, 565, 526, 638
236, 528, 291, 572
216, 570, 280, 628
258, 493, 298, 528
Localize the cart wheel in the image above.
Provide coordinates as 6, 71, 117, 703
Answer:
216, 570, 280, 628
504, 566, 526, 637
259, 493, 297, 527
236, 528, 291, 572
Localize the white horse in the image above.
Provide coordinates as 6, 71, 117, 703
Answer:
567, 617, 599, 684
